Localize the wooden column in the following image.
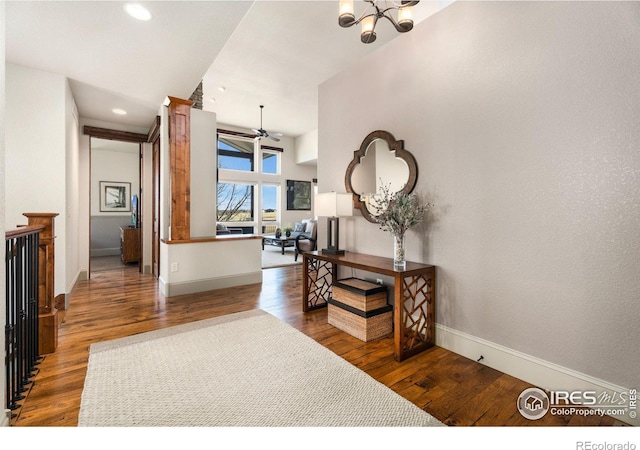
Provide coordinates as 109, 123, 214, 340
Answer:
23, 212, 59, 354
167, 96, 193, 241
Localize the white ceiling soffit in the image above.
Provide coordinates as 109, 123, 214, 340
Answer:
5, 1, 253, 129
91, 137, 140, 154
6, 1, 451, 135
203, 0, 449, 137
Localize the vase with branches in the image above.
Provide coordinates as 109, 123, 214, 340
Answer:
370, 182, 433, 268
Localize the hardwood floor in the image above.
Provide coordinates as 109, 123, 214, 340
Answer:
11, 264, 627, 427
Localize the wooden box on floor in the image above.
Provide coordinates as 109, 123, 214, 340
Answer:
328, 299, 392, 342
331, 278, 387, 312
328, 278, 391, 342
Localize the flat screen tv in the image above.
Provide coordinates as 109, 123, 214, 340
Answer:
131, 194, 139, 228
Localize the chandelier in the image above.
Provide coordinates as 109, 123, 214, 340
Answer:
338, 0, 420, 44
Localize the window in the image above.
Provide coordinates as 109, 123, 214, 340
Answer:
262, 149, 279, 174
217, 136, 280, 175
218, 135, 254, 172
217, 132, 284, 233
217, 182, 254, 222
262, 184, 279, 223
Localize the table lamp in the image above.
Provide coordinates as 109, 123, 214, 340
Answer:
314, 192, 353, 255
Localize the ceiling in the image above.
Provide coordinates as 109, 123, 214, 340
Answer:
6, 1, 451, 138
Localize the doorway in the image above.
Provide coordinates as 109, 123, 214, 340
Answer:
89, 138, 141, 275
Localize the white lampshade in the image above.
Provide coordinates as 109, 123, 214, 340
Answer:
339, 0, 354, 17
315, 192, 353, 217
397, 6, 413, 25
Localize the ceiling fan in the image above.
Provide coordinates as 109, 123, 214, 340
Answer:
252, 105, 282, 142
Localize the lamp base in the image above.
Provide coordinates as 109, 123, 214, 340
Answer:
321, 248, 345, 255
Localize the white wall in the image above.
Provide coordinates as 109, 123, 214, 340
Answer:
89, 141, 140, 256
190, 108, 217, 237
159, 237, 262, 297
77, 131, 91, 279
64, 79, 81, 298
5, 64, 68, 297
0, 0, 8, 425
319, 1, 640, 392
294, 128, 318, 165
90, 144, 140, 216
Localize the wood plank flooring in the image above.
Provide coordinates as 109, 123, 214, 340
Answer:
11, 264, 627, 427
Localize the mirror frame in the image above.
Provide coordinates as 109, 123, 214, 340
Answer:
344, 130, 418, 223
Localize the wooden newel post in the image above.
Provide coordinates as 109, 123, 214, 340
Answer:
23, 212, 59, 354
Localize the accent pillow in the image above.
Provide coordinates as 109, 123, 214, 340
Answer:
305, 220, 315, 234
294, 222, 306, 232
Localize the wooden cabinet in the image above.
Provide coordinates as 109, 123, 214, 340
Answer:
120, 227, 140, 264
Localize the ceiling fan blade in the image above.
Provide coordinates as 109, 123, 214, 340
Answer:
254, 106, 281, 141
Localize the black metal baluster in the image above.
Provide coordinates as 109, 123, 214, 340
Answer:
5, 230, 43, 419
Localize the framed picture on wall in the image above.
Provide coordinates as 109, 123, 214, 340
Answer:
100, 181, 131, 212
286, 180, 311, 211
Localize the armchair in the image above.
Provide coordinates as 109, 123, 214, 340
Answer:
294, 219, 317, 261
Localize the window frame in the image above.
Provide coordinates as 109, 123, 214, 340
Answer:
217, 130, 284, 234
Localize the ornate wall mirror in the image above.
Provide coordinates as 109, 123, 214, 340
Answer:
345, 130, 418, 223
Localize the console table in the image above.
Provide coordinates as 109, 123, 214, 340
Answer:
302, 251, 435, 362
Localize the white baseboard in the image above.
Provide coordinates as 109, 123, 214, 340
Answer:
436, 323, 637, 426
159, 271, 263, 297
1, 409, 10, 427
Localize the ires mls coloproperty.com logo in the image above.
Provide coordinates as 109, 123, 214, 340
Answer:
517, 387, 637, 421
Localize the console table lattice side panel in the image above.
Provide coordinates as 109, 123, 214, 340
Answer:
396, 269, 435, 361
303, 258, 333, 311
301, 251, 435, 361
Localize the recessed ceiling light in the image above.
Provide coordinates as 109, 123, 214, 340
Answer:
124, 3, 152, 21
210, 98, 217, 103
218, 86, 226, 92
112, 108, 127, 115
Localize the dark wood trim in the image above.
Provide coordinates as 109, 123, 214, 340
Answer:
83, 126, 148, 143
147, 115, 161, 143
54, 294, 66, 313
218, 128, 256, 139
5, 225, 45, 240
218, 129, 284, 152
218, 149, 254, 160
23, 213, 59, 354
152, 134, 161, 278
167, 96, 193, 241
261, 145, 283, 153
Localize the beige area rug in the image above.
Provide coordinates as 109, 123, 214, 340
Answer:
78, 309, 444, 427
261, 246, 301, 269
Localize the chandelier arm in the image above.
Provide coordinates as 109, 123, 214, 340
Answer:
380, 12, 405, 32
349, 12, 377, 27
345, 1, 378, 28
